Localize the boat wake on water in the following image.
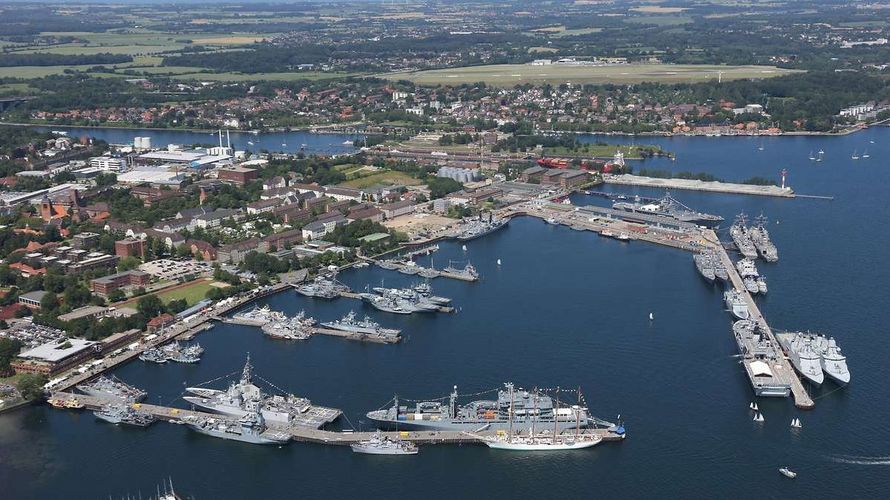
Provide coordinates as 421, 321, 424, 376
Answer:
826, 454, 890, 466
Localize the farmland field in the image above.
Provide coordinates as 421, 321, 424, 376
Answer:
381, 63, 800, 86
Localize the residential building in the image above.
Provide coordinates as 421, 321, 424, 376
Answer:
115, 238, 145, 259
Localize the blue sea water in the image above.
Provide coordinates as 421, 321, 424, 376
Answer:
1, 127, 889, 499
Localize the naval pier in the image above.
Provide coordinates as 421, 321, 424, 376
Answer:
506, 199, 815, 409
48, 392, 626, 446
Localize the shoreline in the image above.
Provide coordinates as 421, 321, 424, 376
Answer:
2, 121, 884, 138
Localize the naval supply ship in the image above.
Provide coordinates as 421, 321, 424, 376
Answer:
77, 376, 147, 403
732, 320, 792, 397
612, 192, 723, 226
183, 355, 340, 428
351, 430, 418, 455
456, 213, 509, 242
730, 214, 759, 260
776, 332, 850, 385
320, 311, 401, 337
749, 214, 779, 262
366, 383, 611, 433
693, 252, 716, 282
182, 404, 290, 445
94, 404, 156, 427
724, 290, 750, 320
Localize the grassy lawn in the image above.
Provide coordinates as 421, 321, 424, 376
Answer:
543, 143, 666, 158
381, 63, 800, 86
0, 65, 97, 79
340, 170, 422, 189
156, 280, 220, 305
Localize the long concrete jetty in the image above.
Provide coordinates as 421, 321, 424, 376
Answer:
604, 174, 795, 198
706, 230, 814, 409
50, 393, 625, 446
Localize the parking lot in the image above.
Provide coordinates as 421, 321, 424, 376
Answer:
139, 259, 214, 282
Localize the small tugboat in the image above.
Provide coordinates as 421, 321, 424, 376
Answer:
350, 430, 418, 455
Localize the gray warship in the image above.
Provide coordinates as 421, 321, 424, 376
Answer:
736, 258, 763, 294
443, 260, 479, 281
749, 214, 779, 262
77, 375, 147, 403
366, 383, 610, 433
732, 320, 792, 397
693, 252, 716, 282
182, 404, 290, 445
162, 342, 204, 363
295, 275, 351, 299
139, 348, 168, 364
456, 213, 509, 242
320, 311, 401, 337
94, 404, 156, 427
360, 287, 442, 314
710, 249, 729, 281
730, 214, 759, 259
183, 355, 341, 428
724, 289, 750, 320
351, 430, 418, 455
612, 192, 723, 226
776, 331, 850, 385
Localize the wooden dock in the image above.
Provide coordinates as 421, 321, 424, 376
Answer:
706, 230, 814, 409
49, 392, 625, 446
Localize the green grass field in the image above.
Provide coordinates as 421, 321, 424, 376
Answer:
0, 65, 96, 79
340, 170, 421, 189
543, 144, 665, 158
156, 280, 220, 305
381, 63, 800, 86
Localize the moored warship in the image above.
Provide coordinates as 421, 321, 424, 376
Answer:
182, 404, 290, 445
730, 214, 759, 259
732, 320, 791, 397
295, 275, 351, 299
320, 311, 401, 337
443, 260, 479, 281
162, 342, 204, 363
749, 214, 779, 262
77, 376, 147, 403
456, 213, 509, 242
612, 192, 723, 226
367, 384, 611, 433
350, 430, 418, 455
94, 404, 156, 427
777, 331, 850, 385
693, 252, 716, 282
724, 290, 750, 320
183, 355, 341, 428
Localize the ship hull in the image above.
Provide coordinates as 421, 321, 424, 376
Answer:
485, 439, 600, 451
350, 445, 418, 455
185, 424, 289, 445
367, 414, 589, 433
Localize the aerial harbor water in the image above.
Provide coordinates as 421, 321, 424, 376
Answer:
1, 128, 889, 498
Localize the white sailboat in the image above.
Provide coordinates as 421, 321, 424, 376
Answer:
483, 387, 601, 451
851, 149, 860, 160
749, 402, 758, 411
757, 141, 765, 151
808, 150, 815, 161
790, 418, 802, 429
862, 149, 870, 159
753, 412, 764, 422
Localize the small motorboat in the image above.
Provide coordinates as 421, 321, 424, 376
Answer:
779, 467, 797, 479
